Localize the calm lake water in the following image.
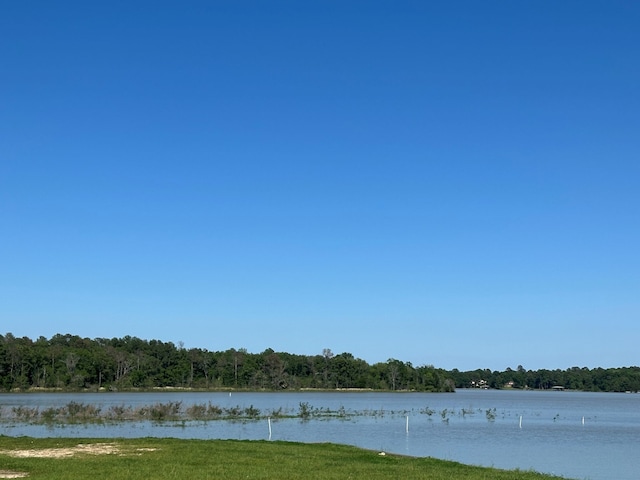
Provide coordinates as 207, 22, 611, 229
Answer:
1, 389, 639, 480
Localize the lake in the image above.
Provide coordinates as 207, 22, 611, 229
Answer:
1, 389, 639, 480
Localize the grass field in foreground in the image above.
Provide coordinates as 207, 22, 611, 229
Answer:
0, 436, 571, 479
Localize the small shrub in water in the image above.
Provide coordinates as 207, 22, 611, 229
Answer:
40, 407, 60, 423
12, 406, 39, 421
244, 405, 260, 418
107, 404, 130, 421
147, 402, 182, 421
268, 407, 284, 418
186, 404, 207, 420
299, 402, 311, 419
225, 405, 242, 417
421, 406, 435, 417
207, 403, 223, 417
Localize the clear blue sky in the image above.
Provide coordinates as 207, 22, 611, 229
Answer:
2, 1, 638, 371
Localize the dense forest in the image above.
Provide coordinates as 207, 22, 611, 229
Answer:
0, 333, 453, 392
1, 333, 638, 393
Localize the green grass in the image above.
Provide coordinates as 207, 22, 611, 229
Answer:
0, 436, 572, 479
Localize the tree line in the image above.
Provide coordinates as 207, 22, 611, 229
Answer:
449, 365, 640, 392
0, 333, 453, 392
1, 333, 638, 393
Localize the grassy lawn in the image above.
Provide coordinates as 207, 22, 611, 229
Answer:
0, 436, 571, 479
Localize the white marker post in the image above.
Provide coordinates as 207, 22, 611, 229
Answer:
519, 415, 522, 429
406, 415, 409, 433
268, 417, 272, 440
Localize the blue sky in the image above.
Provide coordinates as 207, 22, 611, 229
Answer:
2, 1, 639, 371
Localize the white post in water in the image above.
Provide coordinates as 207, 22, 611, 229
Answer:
519, 415, 522, 429
406, 415, 409, 433
582, 416, 585, 425
268, 417, 272, 440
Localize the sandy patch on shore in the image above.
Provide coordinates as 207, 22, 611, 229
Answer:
0, 443, 159, 460
0, 471, 29, 479
1, 443, 119, 458
0, 442, 159, 476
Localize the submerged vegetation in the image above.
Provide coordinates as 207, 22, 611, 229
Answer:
1, 400, 504, 426
1, 332, 639, 393
0, 436, 571, 480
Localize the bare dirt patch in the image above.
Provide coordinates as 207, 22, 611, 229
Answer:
1, 443, 119, 459
0, 470, 29, 479
0, 442, 159, 476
